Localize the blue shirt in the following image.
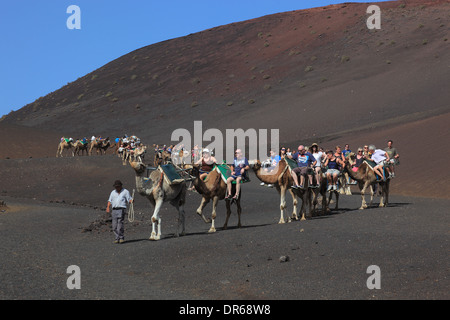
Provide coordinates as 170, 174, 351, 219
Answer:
271, 155, 281, 166
342, 149, 351, 158
292, 152, 315, 167
232, 157, 249, 176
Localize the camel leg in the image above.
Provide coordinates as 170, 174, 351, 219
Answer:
236, 199, 242, 228
196, 197, 212, 223
322, 191, 329, 214
305, 190, 313, 219
179, 187, 187, 236
150, 199, 163, 240
384, 182, 390, 207
319, 180, 329, 214
369, 184, 374, 208
304, 190, 313, 219
359, 182, 369, 210
327, 191, 333, 207
279, 186, 287, 224
209, 196, 219, 233
334, 191, 339, 210
379, 192, 385, 207
299, 196, 306, 221
311, 189, 317, 214
223, 198, 231, 231
288, 189, 298, 221
175, 203, 186, 237
171, 196, 186, 238
379, 184, 386, 208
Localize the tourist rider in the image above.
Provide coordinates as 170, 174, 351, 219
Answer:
384, 140, 399, 178
368, 145, 390, 181
310, 143, 324, 188
195, 148, 217, 181
324, 150, 345, 191
226, 149, 249, 199
289, 145, 316, 190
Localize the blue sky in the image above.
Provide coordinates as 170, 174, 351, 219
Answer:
0, 0, 388, 117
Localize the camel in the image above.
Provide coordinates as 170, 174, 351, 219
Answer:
191, 164, 242, 233
73, 139, 90, 156
250, 158, 312, 222
338, 173, 352, 196
122, 145, 147, 165
310, 174, 339, 213
56, 138, 74, 157
129, 159, 187, 240
343, 158, 390, 210
89, 138, 112, 155
154, 149, 171, 167
114, 138, 122, 155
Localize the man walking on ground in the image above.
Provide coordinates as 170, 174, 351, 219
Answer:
106, 180, 133, 244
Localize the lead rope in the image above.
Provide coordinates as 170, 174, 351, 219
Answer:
128, 189, 135, 223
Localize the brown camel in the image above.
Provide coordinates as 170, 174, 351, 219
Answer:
73, 140, 90, 156
89, 138, 112, 155
343, 158, 390, 209
250, 158, 312, 222
129, 160, 187, 240
56, 138, 74, 157
114, 138, 123, 155
191, 164, 242, 233
153, 149, 171, 167
122, 145, 147, 165
311, 174, 339, 213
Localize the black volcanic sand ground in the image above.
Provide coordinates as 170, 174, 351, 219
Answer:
1, 0, 449, 301
0, 156, 449, 300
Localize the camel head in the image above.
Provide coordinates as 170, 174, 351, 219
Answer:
190, 164, 201, 177
102, 138, 111, 147
347, 152, 356, 164
135, 145, 147, 156
129, 159, 147, 174
248, 159, 262, 171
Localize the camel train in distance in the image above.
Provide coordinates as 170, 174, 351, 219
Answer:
56, 136, 147, 162
125, 144, 392, 241
56, 136, 114, 157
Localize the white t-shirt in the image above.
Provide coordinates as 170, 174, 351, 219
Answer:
108, 188, 132, 209
312, 152, 323, 167
371, 149, 387, 164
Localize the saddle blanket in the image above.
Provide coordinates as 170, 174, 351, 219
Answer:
159, 164, 185, 185
215, 163, 249, 184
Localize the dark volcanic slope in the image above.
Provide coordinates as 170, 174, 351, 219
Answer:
0, 0, 449, 200
2, 0, 449, 145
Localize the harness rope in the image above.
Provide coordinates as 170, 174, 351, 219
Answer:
128, 189, 135, 223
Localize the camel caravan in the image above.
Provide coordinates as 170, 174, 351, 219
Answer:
123, 139, 399, 241
56, 135, 146, 159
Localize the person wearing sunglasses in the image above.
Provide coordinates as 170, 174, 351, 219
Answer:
226, 149, 249, 199
352, 148, 365, 172
288, 145, 316, 190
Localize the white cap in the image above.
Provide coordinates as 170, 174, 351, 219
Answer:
203, 148, 210, 153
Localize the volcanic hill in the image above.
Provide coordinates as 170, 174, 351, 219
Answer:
1, 0, 449, 198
